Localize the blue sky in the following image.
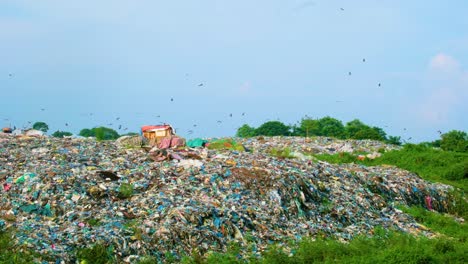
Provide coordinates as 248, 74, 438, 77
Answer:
1, 0, 467, 142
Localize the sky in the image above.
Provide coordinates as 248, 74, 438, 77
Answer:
1, 0, 467, 142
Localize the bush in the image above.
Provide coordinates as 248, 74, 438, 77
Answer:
296, 117, 321, 137
52, 130, 73, 138
32, 121, 49, 133
443, 161, 468, 181
207, 139, 245, 151
255, 121, 291, 136
386, 136, 402, 146
79, 127, 120, 140
317, 116, 346, 138
293, 116, 348, 138
399, 206, 468, 241
118, 183, 134, 199
0, 229, 37, 263
79, 128, 95, 137
345, 119, 386, 141
76, 243, 115, 264
236, 124, 256, 138
440, 130, 468, 153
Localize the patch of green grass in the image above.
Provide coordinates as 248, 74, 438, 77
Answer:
202, 242, 243, 264
118, 183, 134, 199
207, 139, 245, 151
137, 256, 158, 263
76, 242, 115, 264
315, 151, 357, 163
182, 229, 467, 264
399, 205, 467, 241
269, 147, 295, 159
0, 229, 39, 263
86, 218, 101, 227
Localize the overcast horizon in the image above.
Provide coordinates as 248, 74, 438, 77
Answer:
1, 0, 467, 142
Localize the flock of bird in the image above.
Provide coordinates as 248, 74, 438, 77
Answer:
3, 60, 435, 142
2, 4, 446, 141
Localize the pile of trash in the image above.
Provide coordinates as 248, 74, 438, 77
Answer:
238, 136, 400, 156
0, 134, 456, 262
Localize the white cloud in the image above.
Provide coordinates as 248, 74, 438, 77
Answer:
417, 53, 468, 124
429, 53, 460, 73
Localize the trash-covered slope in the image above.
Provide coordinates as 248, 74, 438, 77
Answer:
0, 135, 454, 262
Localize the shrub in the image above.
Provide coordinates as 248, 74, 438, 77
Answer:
118, 183, 134, 199
345, 119, 386, 141
270, 147, 295, 159
255, 121, 291, 136
207, 139, 245, 151
32, 121, 49, 132
440, 130, 468, 153
76, 243, 115, 264
387, 136, 401, 146
79, 127, 120, 140
0, 229, 37, 263
236, 124, 256, 138
443, 161, 468, 181
52, 130, 73, 138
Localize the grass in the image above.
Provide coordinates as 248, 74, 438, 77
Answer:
118, 183, 134, 199
0, 229, 37, 264
269, 147, 295, 159
178, 228, 467, 264
398, 205, 467, 241
76, 242, 115, 264
207, 139, 245, 151
86, 218, 101, 227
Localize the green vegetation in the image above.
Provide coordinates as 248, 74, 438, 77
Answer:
32, 121, 49, 133
117, 183, 134, 199
387, 135, 402, 146
317, 116, 346, 138
399, 206, 467, 241
86, 218, 101, 227
51, 130, 73, 138
269, 147, 295, 159
236, 124, 256, 138
121, 132, 139, 136
178, 228, 467, 264
207, 139, 245, 151
255, 121, 291, 137
0, 229, 37, 263
76, 243, 115, 264
345, 119, 386, 141
441, 130, 468, 153
79, 127, 120, 140
237, 116, 401, 144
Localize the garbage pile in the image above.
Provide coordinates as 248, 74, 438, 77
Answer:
0, 135, 455, 262
238, 136, 400, 155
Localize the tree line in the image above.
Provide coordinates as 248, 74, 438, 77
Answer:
22, 120, 468, 152
236, 116, 467, 152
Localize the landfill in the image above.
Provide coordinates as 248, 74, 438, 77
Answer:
0, 133, 458, 263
